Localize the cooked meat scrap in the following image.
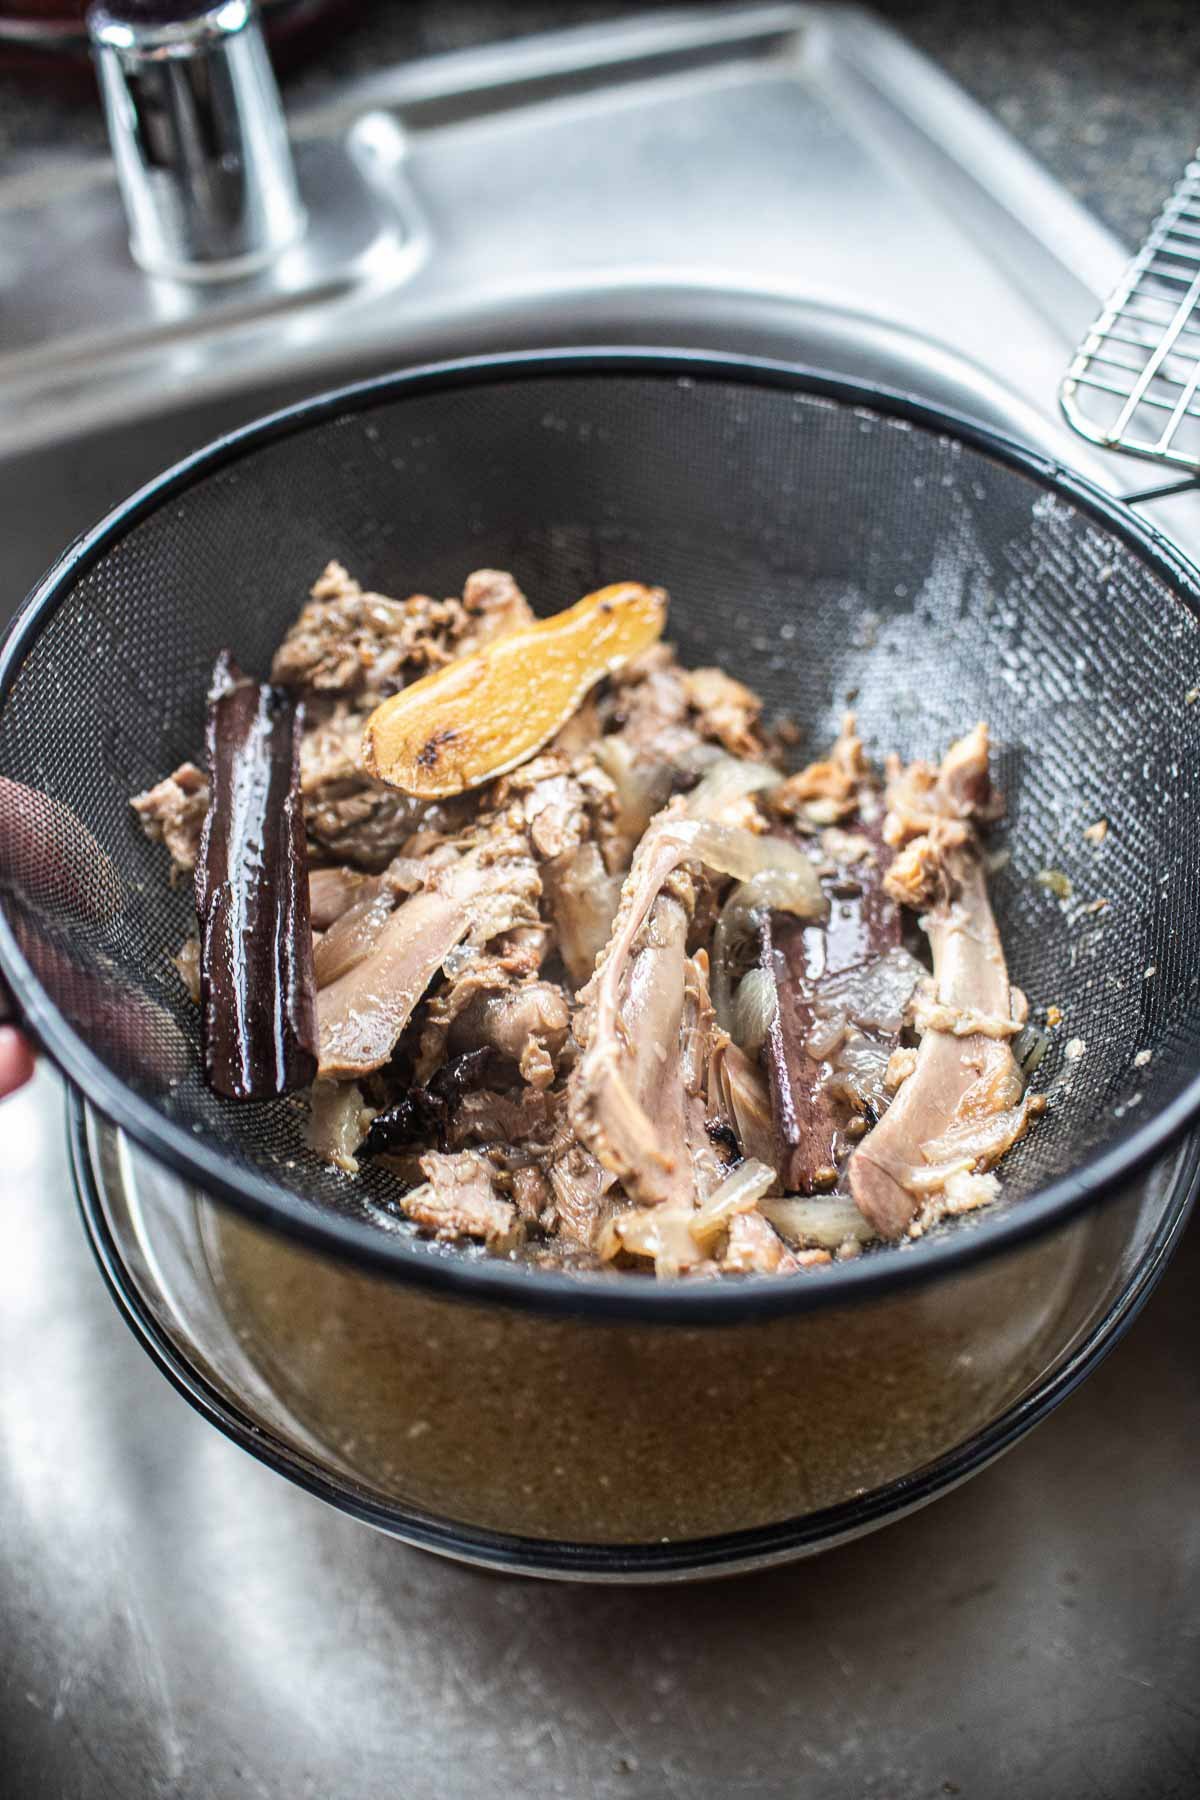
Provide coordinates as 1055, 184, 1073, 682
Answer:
172, 935, 201, 1004
309, 865, 379, 930
316, 824, 540, 1080
940, 1169, 1002, 1213
568, 777, 815, 1231
768, 712, 870, 826
306, 1078, 375, 1175
885, 1046, 918, 1091
881, 721, 1001, 847
307, 783, 444, 870
511, 1165, 553, 1225
272, 562, 533, 700
683, 667, 765, 758
550, 693, 604, 758
310, 850, 450, 990
544, 841, 624, 991
569, 809, 702, 1203
299, 702, 365, 789
448, 1083, 559, 1155
131, 761, 210, 874
449, 981, 569, 1089
604, 645, 769, 768
458, 567, 538, 650
598, 940, 734, 1264
849, 726, 1034, 1239
908, 984, 1023, 1040
820, 826, 878, 867
574, 889, 697, 1208
273, 562, 443, 694
719, 1210, 794, 1274
313, 880, 396, 988
300, 703, 464, 870
882, 817, 969, 910
906, 1092, 1045, 1199
414, 923, 551, 1080
315, 888, 465, 1079
502, 754, 626, 989
402, 1150, 523, 1250
490, 753, 595, 860
513, 761, 591, 861
598, 645, 705, 772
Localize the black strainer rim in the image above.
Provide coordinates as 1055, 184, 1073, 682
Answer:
4, 347, 1200, 1324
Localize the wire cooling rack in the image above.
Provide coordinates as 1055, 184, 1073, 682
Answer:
1061, 149, 1200, 477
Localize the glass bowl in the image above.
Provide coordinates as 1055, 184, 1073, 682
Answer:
71, 1095, 1196, 1579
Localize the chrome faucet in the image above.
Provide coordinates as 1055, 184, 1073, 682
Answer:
86, 0, 306, 281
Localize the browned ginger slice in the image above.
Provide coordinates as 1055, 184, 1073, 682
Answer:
362, 583, 667, 798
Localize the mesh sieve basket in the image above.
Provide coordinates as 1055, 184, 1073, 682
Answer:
3, 350, 1200, 1319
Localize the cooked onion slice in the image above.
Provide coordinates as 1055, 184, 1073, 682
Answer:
711, 856, 826, 1030
689, 1157, 777, 1249
761, 1194, 878, 1248
732, 967, 778, 1059
686, 753, 781, 822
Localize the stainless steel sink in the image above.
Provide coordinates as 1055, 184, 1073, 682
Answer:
8, 1, 1188, 615
7, 10, 1200, 1793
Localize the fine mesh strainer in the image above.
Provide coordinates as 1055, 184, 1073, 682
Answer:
3, 350, 1199, 1319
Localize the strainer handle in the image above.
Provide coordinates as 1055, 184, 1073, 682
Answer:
0, 964, 35, 1096
0, 773, 125, 1075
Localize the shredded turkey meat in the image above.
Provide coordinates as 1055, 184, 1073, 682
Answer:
131, 762, 210, 875
848, 725, 1035, 1241
271, 560, 534, 698
402, 1150, 523, 1251
138, 561, 1043, 1277
315, 818, 541, 1080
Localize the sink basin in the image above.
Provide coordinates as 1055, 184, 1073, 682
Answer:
4, 286, 1093, 620
1, 3, 1153, 616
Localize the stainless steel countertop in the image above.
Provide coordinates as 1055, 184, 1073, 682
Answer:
3, 1, 1198, 251
3, 1066, 1198, 1798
